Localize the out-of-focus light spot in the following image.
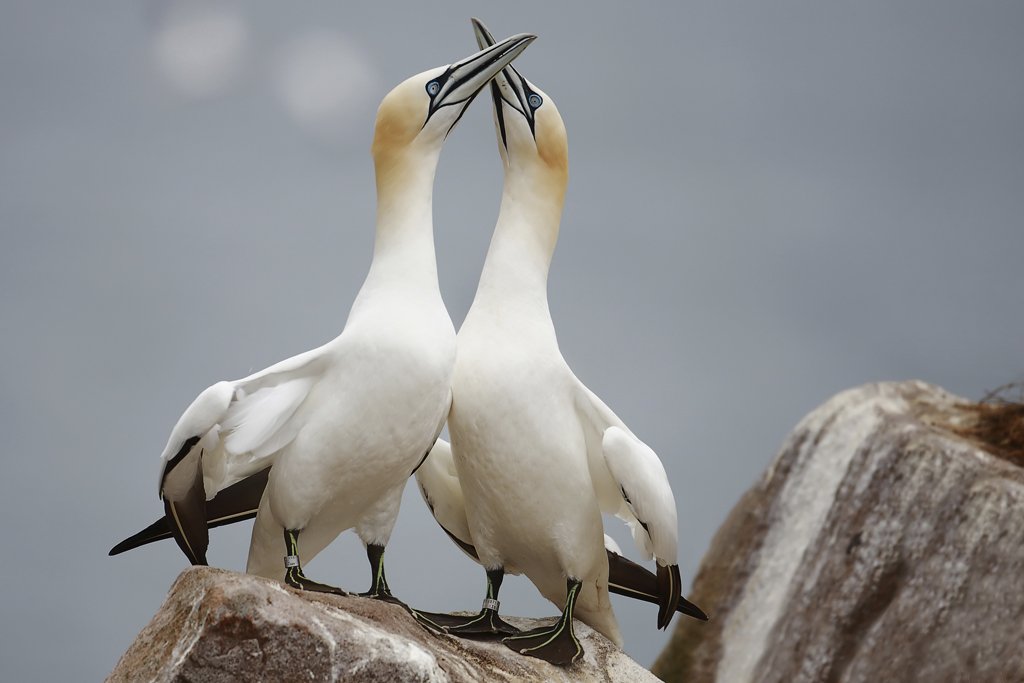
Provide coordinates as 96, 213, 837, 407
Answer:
273, 31, 379, 144
151, 1, 247, 98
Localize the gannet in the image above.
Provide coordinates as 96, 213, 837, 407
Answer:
414, 19, 703, 665
112, 434, 705, 626
110, 33, 537, 601
414, 439, 706, 628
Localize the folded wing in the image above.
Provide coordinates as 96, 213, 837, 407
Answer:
154, 347, 325, 564
415, 439, 479, 562
574, 379, 684, 629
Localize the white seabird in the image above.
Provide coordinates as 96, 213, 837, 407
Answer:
414, 19, 702, 665
110, 33, 537, 600
415, 439, 706, 626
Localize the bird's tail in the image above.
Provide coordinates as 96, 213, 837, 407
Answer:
108, 467, 270, 558
109, 517, 174, 555
606, 550, 708, 623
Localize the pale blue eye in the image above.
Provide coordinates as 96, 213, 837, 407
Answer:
528, 93, 543, 109
426, 81, 441, 96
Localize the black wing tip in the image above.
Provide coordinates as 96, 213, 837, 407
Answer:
607, 551, 710, 623
163, 457, 210, 566
441, 525, 480, 561
680, 596, 710, 622
108, 539, 136, 556
108, 517, 173, 556
656, 564, 682, 630
114, 467, 269, 561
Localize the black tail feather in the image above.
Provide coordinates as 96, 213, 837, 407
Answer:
110, 467, 270, 561
109, 517, 173, 555
607, 550, 708, 623
203, 467, 269, 525
655, 563, 682, 629
607, 548, 659, 599
677, 595, 709, 622
164, 457, 209, 565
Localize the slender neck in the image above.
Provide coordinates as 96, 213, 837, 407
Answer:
474, 161, 566, 309
362, 144, 442, 293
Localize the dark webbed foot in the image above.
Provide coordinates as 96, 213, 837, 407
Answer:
282, 528, 348, 595
357, 543, 407, 606
448, 607, 520, 638
503, 579, 584, 666
359, 587, 407, 606
503, 620, 583, 666
408, 608, 450, 634
284, 567, 348, 595
414, 605, 519, 639
409, 568, 516, 638
503, 619, 583, 666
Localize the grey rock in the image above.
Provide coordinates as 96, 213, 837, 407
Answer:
653, 380, 1024, 683
108, 566, 657, 682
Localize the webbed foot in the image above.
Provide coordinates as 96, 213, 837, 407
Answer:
357, 543, 407, 606
281, 529, 347, 595
503, 619, 583, 666
284, 567, 348, 596
358, 586, 407, 607
414, 608, 519, 639
502, 579, 583, 666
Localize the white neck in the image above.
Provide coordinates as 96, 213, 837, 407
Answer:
472, 163, 564, 314
358, 145, 442, 299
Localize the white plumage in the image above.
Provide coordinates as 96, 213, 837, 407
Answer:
146, 34, 537, 594
416, 438, 627, 572
414, 20, 687, 663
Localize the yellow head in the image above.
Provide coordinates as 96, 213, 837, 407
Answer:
371, 33, 536, 172
471, 19, 568, 196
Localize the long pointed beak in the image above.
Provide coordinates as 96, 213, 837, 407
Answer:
471, 18, 514, 86
429, 32, 535, 115
471, 18, 538, 142
471, 17, 498, 50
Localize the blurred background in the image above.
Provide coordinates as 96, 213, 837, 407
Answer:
1, 1, 1022, 679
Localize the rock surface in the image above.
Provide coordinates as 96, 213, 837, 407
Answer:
108, 566, 657, 682
653, 381, 1024, 683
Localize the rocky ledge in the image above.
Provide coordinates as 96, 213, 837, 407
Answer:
107, 566, 657, 682
653, 380, 1024, 683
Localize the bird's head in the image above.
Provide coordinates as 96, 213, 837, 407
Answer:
371, 32, 536, 166
472, 18, 568, 186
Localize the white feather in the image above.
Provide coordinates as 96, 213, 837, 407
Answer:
157, 380, 233, 496
222, 377, 312, 457
601, 426, 678, 563
157, 354, 322, 500
415, 439, 473, 549
145, 43, 547, 576
576, 383, 680, 565
603, 534, 623, 556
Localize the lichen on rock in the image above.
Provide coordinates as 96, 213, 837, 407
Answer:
108, 566, 658, 682
653, 381, 1024, 683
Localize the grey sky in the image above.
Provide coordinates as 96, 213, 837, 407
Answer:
2, 1, 1022, 679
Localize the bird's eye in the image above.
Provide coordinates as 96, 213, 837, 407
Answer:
527, 93, 543, 109
426, 81, 441, 96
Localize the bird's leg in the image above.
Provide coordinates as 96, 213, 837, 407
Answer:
503, 578, 584, 666
357, 543, 405, 605
282, 529, 347, 595
410, 568, 520, 638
